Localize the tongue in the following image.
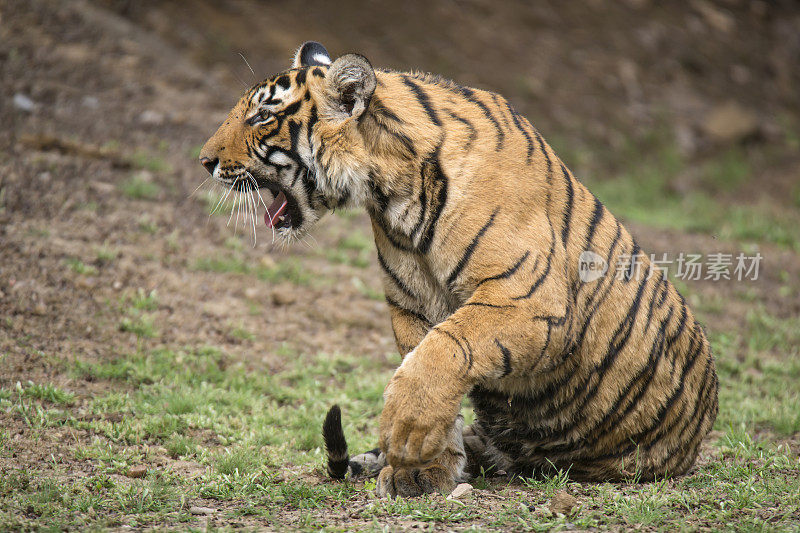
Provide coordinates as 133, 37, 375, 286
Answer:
265, 191, 288, 228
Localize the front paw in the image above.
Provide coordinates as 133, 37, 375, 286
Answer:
378, 363, 464, 467
376, 464, 457, 498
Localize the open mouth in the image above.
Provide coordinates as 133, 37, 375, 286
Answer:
263, 185, 300, 230
221, 174, 302, 231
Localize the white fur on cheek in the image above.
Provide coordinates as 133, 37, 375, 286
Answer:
269, 152, 294, 166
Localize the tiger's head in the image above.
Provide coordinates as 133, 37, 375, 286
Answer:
199, 42, 378, 242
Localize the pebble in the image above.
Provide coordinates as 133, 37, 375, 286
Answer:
548, 490, 578, 516
140, 110, 165, 125
447, 483, 473, 499
271, 289, 296, 306
82, 96, 99, 108
127, 465, 147, 478
189, 506, 216, 515
13, 93, 36, 112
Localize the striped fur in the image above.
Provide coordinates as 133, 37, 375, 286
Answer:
200, 42, 719, 492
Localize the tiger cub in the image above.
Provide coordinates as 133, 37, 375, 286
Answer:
199, 41, 718, 497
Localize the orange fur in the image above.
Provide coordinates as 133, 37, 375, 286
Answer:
200, 42, 718, 494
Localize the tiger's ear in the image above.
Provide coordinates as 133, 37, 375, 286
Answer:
324, 54, 376, 119
292, 41, 332, 68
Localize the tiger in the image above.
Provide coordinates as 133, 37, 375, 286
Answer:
199, 41, 719, 497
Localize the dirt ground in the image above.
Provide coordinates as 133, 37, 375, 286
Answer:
1, 0, 799, 530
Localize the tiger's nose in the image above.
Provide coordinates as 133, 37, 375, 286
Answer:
200, 157, 218, 175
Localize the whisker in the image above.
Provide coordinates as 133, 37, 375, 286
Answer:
189, 177, 210, 199
227, 187, 238, 226
234, 191, 243, 235
211, 179, 235, 216
248, 186, 257, 247
239, 52, 256, 79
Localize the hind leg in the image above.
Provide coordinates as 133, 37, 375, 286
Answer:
376, 415, 466, 498
462, 422, 505, 477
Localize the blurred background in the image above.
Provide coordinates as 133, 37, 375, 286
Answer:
1, 0, 798, 529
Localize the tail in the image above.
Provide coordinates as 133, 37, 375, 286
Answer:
322, 405, 385, 480
323, 405, 349, 479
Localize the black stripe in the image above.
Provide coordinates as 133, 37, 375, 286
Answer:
464, 302, 514, 309
446, 209, 498, 287
477, 251, 530, 287
281, 100, 302, 116
625, 242, 641, 282
370, 96, 404, 124
446, 110, 478, 150
385, 295, 431, 327
275, 75, 290, 90
666, 303, 688, 348
534, 130, 552, 172
495, 339, 513, 377
376, 249, 415, 299
435, 327, 470, 370
401, 76, 441, 126
505, 102, 534, 164
583, 196, 605, 258
560, 164, 574, 247
312, 67, 325, 78
288, 120, 301, 154
417, 152, 448, 254
492, 94, 512, 131
463, 337, 474, 371
295, 68, 307, 86
512, 226, 555, 300
306, 105, 318, 151
454, 86, 504, 150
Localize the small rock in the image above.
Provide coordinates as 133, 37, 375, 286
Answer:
271, 289, 296, 306
75, 277, 96, 290
447, 483, 473, 499
140, 110, 165, 125
112, 280, 123, 290
127, 465, 147, 478
82, 96, 99, 109
189, 506, 216, 515
703, 101, 759, 143
259, 256, 277, 270
244, 287, 260, 299
13, 93, 36, 112
32, 302, 47, 316
548, 490, 578, 516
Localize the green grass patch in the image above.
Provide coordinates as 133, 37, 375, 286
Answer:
120, 175, 161, 200
119, 313, 158, 339
565, 129, 800, 251
194, 254, 312, 285
65, 257, 98, 275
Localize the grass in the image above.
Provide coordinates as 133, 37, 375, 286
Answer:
194, 253, 312, 285
554, 131, 800, 252
3, 294, 799, 530
3, 126, 799, 530
120, 174, 162, 200
65, 257, 98, 275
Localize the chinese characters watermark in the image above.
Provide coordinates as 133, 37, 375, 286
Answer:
579, 251, 762, 283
